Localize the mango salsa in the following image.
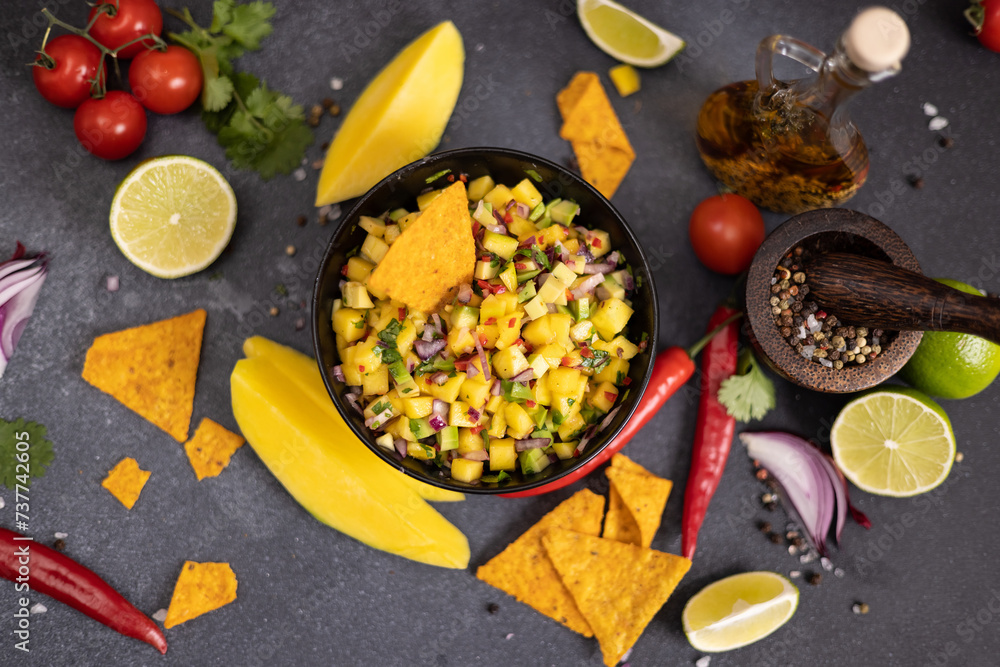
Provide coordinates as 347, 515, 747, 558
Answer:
329, 171, 642, 483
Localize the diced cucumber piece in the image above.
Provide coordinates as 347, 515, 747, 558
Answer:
409, 417, 435, 440
483, 230, 519, 260
436, 425, 459, 451
519, 448, 551, 475
517, 281, 537, 303
388, 360, 413, 385
528, 202, 546, 221
516, 269, 541, 284
342, 282, 374, 309
388, 208, 409, 221
570, 296, 591, 321
550, 200, 580, 225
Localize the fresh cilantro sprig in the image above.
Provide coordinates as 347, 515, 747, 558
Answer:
717, 349, 776, 422
167, 1, 312, 179
0, 418, 55, 489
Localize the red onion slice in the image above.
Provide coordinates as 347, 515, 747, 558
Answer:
582, 262, 615, 275
570, 273, 605, 300
331, 365, 346, 383
509, 368, 534, 383
463, 450, 489, 461
428, 414, 448, 432
467, 406, 481, 422
394, 438, 408, 457
466, 362, 480, 379
490, 379, 502, 396
741, 431, 842, 556
515, 437, 551, 451
414, 338, 446, 360
474, 335, 491, 383
515, 202, 530, 218
430, 371, 449, 385
457, 283, 473, 304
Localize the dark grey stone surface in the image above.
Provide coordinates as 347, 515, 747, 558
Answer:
1, 1, 998, 665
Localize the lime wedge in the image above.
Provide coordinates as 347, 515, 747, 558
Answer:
110, 156, 237, 279
577, 0, 686, 67
683, 571, 799, 653
831, 387, 955, 497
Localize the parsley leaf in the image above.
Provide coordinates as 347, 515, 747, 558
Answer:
0, 418, 54, 489
167, 1, 312, 179
717, 350, 776, 422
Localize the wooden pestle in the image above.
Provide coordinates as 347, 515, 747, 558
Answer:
805, 252, 1000, 345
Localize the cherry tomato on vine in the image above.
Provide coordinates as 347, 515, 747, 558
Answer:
74, 91, 147, 160
967, 0, 1000, 52
128, 46, 203, 114
688, 193, 765, 275
32, 35, 104, 109
88, 0, 163, 59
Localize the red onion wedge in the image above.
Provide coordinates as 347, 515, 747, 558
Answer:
462, 450, 489, 461
509, 368, 534, 383
741, 431, 866, 556
414, 338, 446, 360
474, 335, 491, 382
490, 378, 502, 396
331, 365, 346, 383
430, 371, 449, 385
0, 244, 48, 380
515, 437, 551, 452
456, 283, 473, 304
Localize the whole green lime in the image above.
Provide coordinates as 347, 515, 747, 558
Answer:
898, 278, 1000, 399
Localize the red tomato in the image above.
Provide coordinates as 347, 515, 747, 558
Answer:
32, 35, 104, 109
88, 0, 163, 59
968, 0, 1000, 52
688, 194, 765, 275
128, 46, 203, 114
73, 91, 147, 160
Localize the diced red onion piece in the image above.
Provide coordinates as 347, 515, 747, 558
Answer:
428, 414, 448, 432
598, 405, 621, 432
432, 399, 449, 418
607, 251, 620, 266
394, 438, 408, 457
466, 362, 479, 379
575, 246, 595, 263
546, 303, 559, 314
570, 273, 605, 300
515, 202, 529, 218
414, 338, 446, 360
582, 262, 615, 275
490, 379, 502, 396
505, 199, 516, 212
509, 368, 534, 383
622, 272, 635, 291
457, 283, 473, 304
431, 371, 449, 386
468, 406, 481, 422
463, 450, 489, 461
0, 252, 47, 378
515, 437, 551, 452
431, 312, 444, 334
474, 335, 491, 382
332, 365, 346, 383
345, 393, 363, 414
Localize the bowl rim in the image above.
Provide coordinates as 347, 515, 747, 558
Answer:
311, 146, 658, 494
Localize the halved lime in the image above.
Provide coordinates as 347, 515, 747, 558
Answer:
831, 387, 956, 497
577, 0, 686, 67
110, 156, 237, 279
682, 571, 799, 652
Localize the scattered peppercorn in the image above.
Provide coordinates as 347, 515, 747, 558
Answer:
759, 521, 773, 534
286, 245, 297, 257
755, 468, 769, 481
487, 603, 500, 614
269, 306, 279, 317
296, 214, 307, 227
908, 175, 925, 189
53, 539, 66, 551
321, 97, 336, 110
808, 572, 822, 586
938, 136, 954, 149
852, 602, 870, 615
769, 532, 783, 544
295, 317, 306, 331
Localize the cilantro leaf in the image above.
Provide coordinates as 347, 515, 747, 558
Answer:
202, 72, 235, 112
0, 418, 55, 489
221, 1, 275, 51
579, 348, 610, 373
717, 350, 776, 422
378, 319, 403, 345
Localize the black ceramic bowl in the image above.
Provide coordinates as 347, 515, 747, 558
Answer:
312, 147, 658, 494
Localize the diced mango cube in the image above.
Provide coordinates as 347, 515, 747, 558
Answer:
458, 428, 485, 454
459, 377, 492, 409
587, 381, 619, 413
487, 403, 507, 437
595, 357, 630, 385
342, 281, 375, 310
467, 175, 495, 202
407, 441, 435, 460
488, 438, 517, 471
403, 395, 434, 418
346, 256, 375, 283
362, 365, 389, 396
590, 298, 634, 340
448, 327, 477, 357
523, 295, 548, 321
427, 373, 467, 404
504, 402, 535, 439
450, 458, 483, 483
548, 367, 584, 396
495, 314, 522, 350
609, 64, 640, 97
333, 308, 367, 343
552, 440, 578, 460
550, 262, 577, 287
450, 401, 484, 428
483, 184, 514, 211
511, 178, 543, 208
359, 215, 386, 237
361, 233, 390, 264
493, 347, 529, 379
593, 335, 639, 360
416, 188, 443, 210
557, 411, 587, 441
533, 373, 552, 406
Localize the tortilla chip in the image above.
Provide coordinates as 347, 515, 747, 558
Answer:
602, 484, 642, 546
183, 418, 245, 481
557, 72, 635, 199
164, 561, 238, 629
101, 457, 151, 510
82, 310, 206, 442
476, 489, 604, 637
542, 529, 692, 667
609, 452, 651, 476
606, 467, 672, 548
367, 181, 475, 313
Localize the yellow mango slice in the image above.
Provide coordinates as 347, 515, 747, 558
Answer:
241, 336, 463, 503
231, 355, 469, 568
315, 21, 465, 205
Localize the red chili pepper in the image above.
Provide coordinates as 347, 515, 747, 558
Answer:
501, 309, 740, 499
398, 307, 406, 321
681, 305, 741, 560
0, 528, 167, 653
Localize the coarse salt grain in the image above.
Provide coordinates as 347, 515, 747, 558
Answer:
800, 550, 818, 564
475, 43, 485, 52
0, 497, 5, 509
327, 203, 342, 221
821, 556, 833, 571
30, 603, 47, 614
330, 77, 344, 90
54, 532, 68, 539
806, 314, 821, 333
293, 168, 307, 182
696, 657, 712, 667
621, 647, 633, 663
820, 358, 833, 368
106, 275, 119, 292
834, 568, 845, 578
153, 608, 168, 622
318, 205, 332, 219
801, 345, 816, 359
789, 570, 801, 578
928, 116, 949, 131
798, 325, 807, 339
922, 102, 938, 116
505, 633, 514, 640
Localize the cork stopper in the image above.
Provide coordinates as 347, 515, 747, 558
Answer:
843, 7, 910, 72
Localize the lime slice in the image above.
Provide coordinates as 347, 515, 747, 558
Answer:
682, 571, 798, 653
831, 387, 956, 497
110, 156, 237, 279
577, 0, 686, 67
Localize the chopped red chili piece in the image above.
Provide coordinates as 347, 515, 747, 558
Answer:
580, 347, 594, 358
459, 173, 468, 183
515, 263, 527, 270
526, 400, 536, 408
478, 332, 488, 346
484, 317, 497, 325
508, 317, 516, 328
605, 391, 617, 402
816, 310, 828, 319
454, 359, 470, 371
561, 356, 573, 366
493, 285, 507, 295
503, 211, 513, 224
340, 264, 349, 276
592, 237, 602, 248
565, 289, 575, 301
359, 365, 365, 372
477, 279, 492, 293
398, 307, 406, 321
471, 424, 485, 434
623, 376, 632, 385
472, 221, 481, 236
447, 174, 456, 182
